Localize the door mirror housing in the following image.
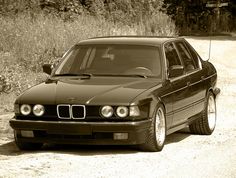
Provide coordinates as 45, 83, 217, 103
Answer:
42, 64, 53, 75
169, 65, 184, 78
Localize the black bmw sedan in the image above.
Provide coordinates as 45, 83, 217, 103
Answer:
10, 36, 220, 152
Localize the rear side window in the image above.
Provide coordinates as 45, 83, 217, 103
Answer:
175, 41, 196, 72
185, 42, 201, 69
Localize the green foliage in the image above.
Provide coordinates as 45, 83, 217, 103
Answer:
0, 0, 40, 14
0, 12, 176, 92
163, 0, 236, 34
0, 1, 177, 113
0, 0, 165, 22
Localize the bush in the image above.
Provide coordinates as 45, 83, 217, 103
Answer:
0, 10, 176, 113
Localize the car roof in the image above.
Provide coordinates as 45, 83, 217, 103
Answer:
77, 36, 184, 46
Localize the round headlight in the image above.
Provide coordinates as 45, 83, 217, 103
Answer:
33, 104, 45, 116
116, 106, 129, 118
20, 104, 31, 115
101, 106, 114, 118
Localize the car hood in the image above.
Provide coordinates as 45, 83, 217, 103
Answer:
18, 77, 161, 105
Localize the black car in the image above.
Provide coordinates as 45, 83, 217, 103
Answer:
10, 36, 220, 152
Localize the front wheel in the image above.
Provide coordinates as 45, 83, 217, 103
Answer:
140, 105, 166, 152
189, 92, 216, 135
14, 131, 43, 150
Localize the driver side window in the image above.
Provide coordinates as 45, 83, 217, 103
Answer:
164, 42, 183, 77
175, 41, 196, 72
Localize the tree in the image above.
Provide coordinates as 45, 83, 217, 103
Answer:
162, 0, 235, 34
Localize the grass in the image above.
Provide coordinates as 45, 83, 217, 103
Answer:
0, 93, 16, 114
0, 12, 176, 114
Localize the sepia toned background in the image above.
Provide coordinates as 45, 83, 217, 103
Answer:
0, 1, 236, 177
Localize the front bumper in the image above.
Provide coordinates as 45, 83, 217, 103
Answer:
9, 118, 151, 145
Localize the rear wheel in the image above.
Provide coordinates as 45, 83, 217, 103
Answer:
14, 131, 43, 150
140, 105, 166, 152
189, 92, 216, 135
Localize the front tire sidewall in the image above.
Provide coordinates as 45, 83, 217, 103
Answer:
139, 104, 166, 152
154, 105, 166, 151
206, 92, 217, 133
189, 91, 217, 135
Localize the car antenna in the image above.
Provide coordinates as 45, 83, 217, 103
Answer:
207, 31, 212, 61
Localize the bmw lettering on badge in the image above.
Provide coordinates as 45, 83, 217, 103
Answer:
10, 36, 220, 152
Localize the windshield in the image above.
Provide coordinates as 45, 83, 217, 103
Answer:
54, 44, 162, 77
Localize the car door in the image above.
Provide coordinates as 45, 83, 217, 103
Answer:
164, 42, 192, 127
174, 40, 206, 120
184, 40, 207, 115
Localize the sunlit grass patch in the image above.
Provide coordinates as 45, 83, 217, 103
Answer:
0, 12, 176, 115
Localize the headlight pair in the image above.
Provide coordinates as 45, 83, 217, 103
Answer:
20, 104, 45, 116
100, 105, 140, 118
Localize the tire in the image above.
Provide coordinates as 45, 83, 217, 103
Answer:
139, 105, 166, 152
14, 131, 43, 150
189, 92, 216, 135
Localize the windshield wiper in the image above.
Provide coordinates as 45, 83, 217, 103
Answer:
80, 73, 93, 77
124, 74, 148, 78
95, 74, 147, 78
54, 73, 79, 76
54, 73, 93, 77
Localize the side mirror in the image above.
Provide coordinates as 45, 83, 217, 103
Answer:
42, 64, 53, 75
169, 65, 184, 78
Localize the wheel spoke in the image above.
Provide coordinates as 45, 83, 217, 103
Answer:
155, 108, 165, 146
207, 95, 216, 130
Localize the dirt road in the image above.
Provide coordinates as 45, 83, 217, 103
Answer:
0, 37, 236, 178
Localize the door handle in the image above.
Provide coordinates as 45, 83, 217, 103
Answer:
201, 76, 205, 80
187, 81, 190, 86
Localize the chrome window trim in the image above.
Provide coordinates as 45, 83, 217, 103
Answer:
71, 105, 86, 119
